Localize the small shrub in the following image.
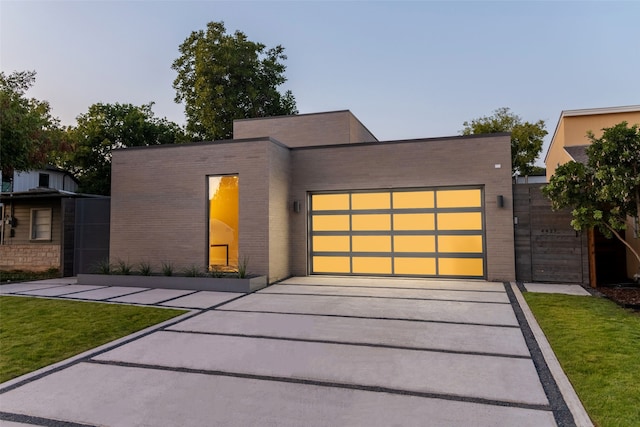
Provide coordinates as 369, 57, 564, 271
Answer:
92, 259, 112, 275
209, 265, 226, 278
183, 265, 203, 277
113, 259, 133, 275
237, 256, 249, 279
161, 261, 174, 277
138, 261, 153, 276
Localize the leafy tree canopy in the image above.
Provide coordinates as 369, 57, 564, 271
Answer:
1, 70, 66, 180
543, 122, 640, 270
64, 102, 186, 195
462, 107, 547, 176
172, 21, 297, 141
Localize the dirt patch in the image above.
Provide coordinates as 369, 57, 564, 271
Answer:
598, 285, 640, 310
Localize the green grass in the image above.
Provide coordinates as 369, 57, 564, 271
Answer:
524, 293, 640, 427
0, 296, 186, 383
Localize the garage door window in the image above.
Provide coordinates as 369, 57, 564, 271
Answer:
309, 187, 485, 278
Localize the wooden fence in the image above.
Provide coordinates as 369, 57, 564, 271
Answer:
513, 183, 589, 284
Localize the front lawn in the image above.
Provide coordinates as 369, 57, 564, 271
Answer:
524, 293, 640, 427
0, 296, 186, 383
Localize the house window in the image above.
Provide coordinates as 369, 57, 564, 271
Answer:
30, 208, 52, 240
39, 173, 50, 188
208, 175, 239, 270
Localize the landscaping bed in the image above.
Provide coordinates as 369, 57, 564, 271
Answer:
597, 284, 640, 310
81, 259, 267, 292
77, 273, 267, 293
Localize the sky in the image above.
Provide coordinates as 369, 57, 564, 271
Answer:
2, 1, 639, 164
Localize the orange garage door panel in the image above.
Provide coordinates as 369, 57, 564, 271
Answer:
309, 188, 485, 278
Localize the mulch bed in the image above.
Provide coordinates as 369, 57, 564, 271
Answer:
597, 285, 640, 310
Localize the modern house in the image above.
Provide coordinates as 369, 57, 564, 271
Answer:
0, 167, 108, 276
109, 110, 515, 283
544, 105, 640, 284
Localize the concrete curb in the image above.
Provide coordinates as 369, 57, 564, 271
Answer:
0, 310, 197, 392
510, 283, 594, 427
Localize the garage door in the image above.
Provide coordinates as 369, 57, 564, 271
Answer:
309, 187, 485, 278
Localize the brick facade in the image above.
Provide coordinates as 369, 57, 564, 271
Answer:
110, 112, 516, 283
290, 135, 515, 281
110, 138, 277, 280
234, 110, 377, 148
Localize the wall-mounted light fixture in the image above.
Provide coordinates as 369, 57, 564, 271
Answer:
293, 200, 301, 213
497, 195, 504, 208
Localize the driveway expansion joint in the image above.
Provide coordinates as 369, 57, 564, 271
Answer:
200, 291, 259, 310
269, 283, 507, 293
102, 287, 152, 300
140, 289, 199, 305
258, 291, 512, 304
163, 329, 533, 359
216, 308, 522, 328
4, 283, 70, 293
29, 286, 108, 298
85, 359, 554, 412
0, 411, 95, 427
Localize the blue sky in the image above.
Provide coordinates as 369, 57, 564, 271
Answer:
2, 1, 639, 162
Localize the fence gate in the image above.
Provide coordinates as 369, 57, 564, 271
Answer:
74, 198, 110, 275
513, 184, 588, 284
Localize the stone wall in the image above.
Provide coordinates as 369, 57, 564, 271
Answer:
0, 244, 60, 272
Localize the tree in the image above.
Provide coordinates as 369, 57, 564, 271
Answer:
462, 107, 547, 176
0, 70, 65, 181
543, 122, 640, 273
65, 103, 186, 195
172, 21, 297, 141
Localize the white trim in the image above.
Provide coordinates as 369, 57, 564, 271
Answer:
559, 105, 640, 117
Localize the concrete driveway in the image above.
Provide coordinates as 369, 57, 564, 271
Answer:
0, 277, 578, 426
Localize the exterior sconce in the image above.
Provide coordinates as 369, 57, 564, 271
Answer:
497, 195, 504, 208
293, 200, 301, 213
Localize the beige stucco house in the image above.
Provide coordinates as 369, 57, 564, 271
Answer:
544, 105, 640, 283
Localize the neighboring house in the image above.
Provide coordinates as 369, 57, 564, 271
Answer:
110, 110, 516, 283
544, 105, 640, 284
2, 166, 79, 193
0, 167, 108, 276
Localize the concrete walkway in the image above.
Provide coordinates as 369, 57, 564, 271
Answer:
0, 277, 241, 309
0, 277, 589, 426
